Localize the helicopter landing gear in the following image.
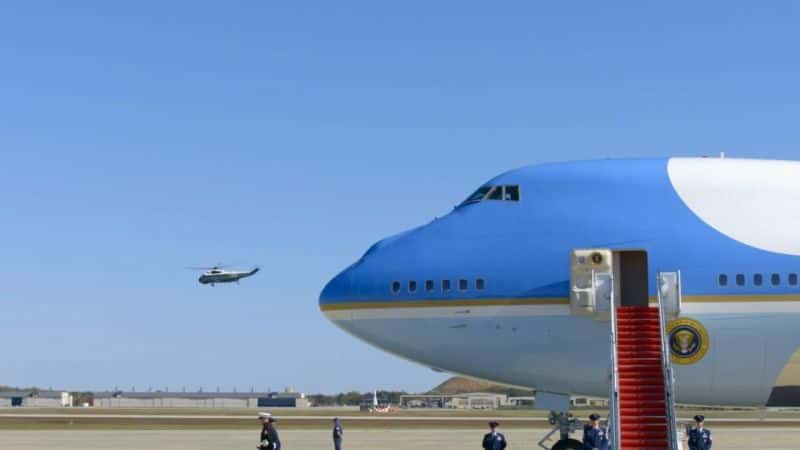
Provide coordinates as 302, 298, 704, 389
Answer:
537, 411, 583, 450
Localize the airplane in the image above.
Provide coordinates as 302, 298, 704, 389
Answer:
319, 157, 800, 449
189, 265, 260, 286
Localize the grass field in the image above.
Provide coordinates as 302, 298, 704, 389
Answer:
2, 407, 800, 430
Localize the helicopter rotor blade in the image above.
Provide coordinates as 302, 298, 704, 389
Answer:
185, 264, 232, 270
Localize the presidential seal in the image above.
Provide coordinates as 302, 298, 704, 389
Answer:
666, 317, 709, 365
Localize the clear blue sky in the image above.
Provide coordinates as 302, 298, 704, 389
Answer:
1, 2, 800, 394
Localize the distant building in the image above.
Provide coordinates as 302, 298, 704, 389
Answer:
570, 395, 608, 408
258, 391, 310, 408
508, 396, 535, 407
400, 392, 509, 409
93, 390, 309, 408
401, 392, 606, 409
0, 391, 72, 408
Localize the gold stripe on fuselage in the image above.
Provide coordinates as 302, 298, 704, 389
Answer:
319, 297, 569, 311
320, 294, 800, 311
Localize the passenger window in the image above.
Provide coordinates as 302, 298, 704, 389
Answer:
504, 185, 520, 201
736, 274, 745, 286
718, 274, 727, 286
459, 279, 468, 291
442, 280, 451, 292
771, 273, 781, 286
408, 281, 417, 293
487, 186, 503, 200
754, 274, 763, 286
391, 281, 401, 294
425, 280, 435, 292
790, 273, 798, 286
476, 278, 486, 290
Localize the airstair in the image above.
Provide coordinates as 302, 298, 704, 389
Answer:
608, 273, 680, 450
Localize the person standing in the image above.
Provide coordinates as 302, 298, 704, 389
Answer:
257, 413, 281, 450
582, 413, 609, 450
332, 417, 344, 450
482, 421, 507, 450
687, 415, 712, 450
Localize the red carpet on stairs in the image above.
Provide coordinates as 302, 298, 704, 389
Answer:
616, 306, 669, 450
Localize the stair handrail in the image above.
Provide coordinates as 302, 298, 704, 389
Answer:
603, 270, 621, 450
657, 271, 680, 450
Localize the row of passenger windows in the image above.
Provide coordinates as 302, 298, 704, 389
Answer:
460, 185, 520, 206
391, 278, 486, 294
718, 273, 799, 287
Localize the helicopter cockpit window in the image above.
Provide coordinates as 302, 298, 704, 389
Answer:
459, 185, 521, 207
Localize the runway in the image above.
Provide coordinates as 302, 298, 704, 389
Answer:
2, 427, 800, 450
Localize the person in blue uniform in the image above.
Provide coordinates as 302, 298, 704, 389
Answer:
582, 413, 609, 450
332, 417, 344, 450
482, 421, 507, 450
687, 415, 712, 450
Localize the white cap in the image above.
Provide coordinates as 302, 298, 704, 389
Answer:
258, 412, 272, 419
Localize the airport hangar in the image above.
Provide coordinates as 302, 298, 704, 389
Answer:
0, 391, 72, 408
92, 390, 310, 408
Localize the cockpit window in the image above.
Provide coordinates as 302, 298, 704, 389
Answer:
504, 185, 520, 201
462, 186, 492, 205
459, 185, 520, 206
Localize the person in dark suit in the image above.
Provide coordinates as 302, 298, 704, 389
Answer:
687, 415, 712, 450
257, 413, 281, 450
482, 421, 507, 450
583, 413, 609, 450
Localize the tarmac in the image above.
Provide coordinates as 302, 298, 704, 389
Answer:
2, 426, 800, 450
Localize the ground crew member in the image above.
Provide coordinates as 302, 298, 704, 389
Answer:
482, 421, 507, 450
583, 413, 609, 450
333, 417, 344, 450
687, 415, 712, 450
257, 413, 281, 450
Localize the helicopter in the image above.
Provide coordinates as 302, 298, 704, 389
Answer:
187, 264, 260, 286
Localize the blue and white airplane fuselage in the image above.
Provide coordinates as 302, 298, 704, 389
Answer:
320, 158, 800, 406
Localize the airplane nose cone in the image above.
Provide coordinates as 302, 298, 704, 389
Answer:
319, 264, 355, 311
319, 230, 420, 313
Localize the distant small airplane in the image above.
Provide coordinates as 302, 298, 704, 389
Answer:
187, 264, 260, 286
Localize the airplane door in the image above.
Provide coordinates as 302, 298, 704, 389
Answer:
658, 271, 681, 319
616, 250, 649, 308
571, 249, 652, 317
570, 249, 613, 317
